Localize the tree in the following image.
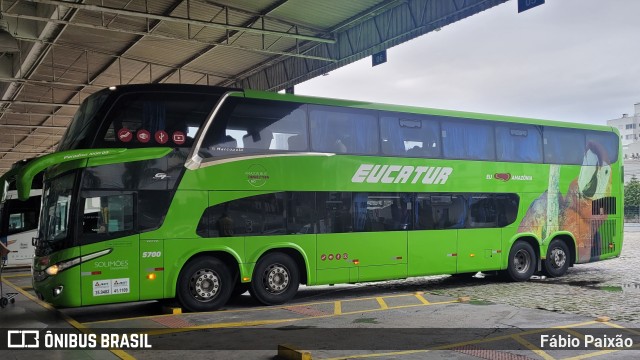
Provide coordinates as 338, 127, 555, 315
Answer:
625, 175, 640, 206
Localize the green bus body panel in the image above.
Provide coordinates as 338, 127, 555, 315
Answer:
407, 230, 457, 276
457, 228, 502, 272
316, 232, 406, 283
80, 235, 140, 306
140, 239, 164, 300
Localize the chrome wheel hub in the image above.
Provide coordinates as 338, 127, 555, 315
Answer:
550, 247, 567, 269
264, 264, 290, 294
514, 249, 531, 274
189, 269, 220, 302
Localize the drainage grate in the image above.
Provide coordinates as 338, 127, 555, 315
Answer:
151, 315, 195, 328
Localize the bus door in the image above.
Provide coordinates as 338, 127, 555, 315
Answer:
316, 192, 407, 284
457, 195, 503, 272
79, 192, 140, 305
408, 195, 457, 276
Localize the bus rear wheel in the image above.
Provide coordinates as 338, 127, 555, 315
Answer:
250, 252, 299, 306
505, 241, 536, 282
177, 257, 233, 312
543, 239, 570, 278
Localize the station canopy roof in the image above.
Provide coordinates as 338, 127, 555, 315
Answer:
0, 0, 507, 173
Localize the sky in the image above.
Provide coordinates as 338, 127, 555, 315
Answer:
295, 0, 640, 126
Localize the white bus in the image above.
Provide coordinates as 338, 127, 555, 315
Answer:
1, 189, 41, 268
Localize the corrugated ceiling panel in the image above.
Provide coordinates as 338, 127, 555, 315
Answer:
125, 38, 210, 67
272, 0, 386, 30
187, 48, 270, 78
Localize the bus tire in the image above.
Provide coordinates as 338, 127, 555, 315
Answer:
177, 257, 233, 312
250, 252, 299, 306
506, 241, 536, 282
542, 239, 570, 278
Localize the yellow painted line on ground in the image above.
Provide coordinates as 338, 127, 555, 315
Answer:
84, 292, 454, 325
415, 292, 430, 305
562, 327, 587, 340
334, 301, 342, 315
338, 300, 459, 316
426, 321, 600, 351
319, 322, 609, 360
143, 299, 461, 336
602, 321, 640, 335
1, 277, 136, 360
1, 273, 31, 278
320, 349, 430, 360
375, 297, 388, 310
511, 334, 555, 360
561, 343, 640, 360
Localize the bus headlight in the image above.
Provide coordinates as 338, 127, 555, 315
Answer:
45, 264, 60, 276
39, 249, 111, 279
44, 257, 82, 276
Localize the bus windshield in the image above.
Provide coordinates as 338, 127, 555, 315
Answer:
39, 172, 75, 248
58, 90, 110, 151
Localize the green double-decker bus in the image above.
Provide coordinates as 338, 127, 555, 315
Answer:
0, 84, 622, 312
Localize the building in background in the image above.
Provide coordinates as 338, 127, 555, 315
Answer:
608, 103, 640, 182
607, 103, 640, 159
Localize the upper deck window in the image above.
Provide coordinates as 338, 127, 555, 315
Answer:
98, 92, 217, 148
543, 127, 586, 165
495, 124, 543, 163
442, 119, 496, 161
199, 98, 308, 158
380, 114, 441, 158
309, 105, 378, 154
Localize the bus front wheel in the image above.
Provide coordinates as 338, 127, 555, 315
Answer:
250, 252, 299, 306
542, 239, 570, 278
177, 257, 233, 312
505, 241, 536, 281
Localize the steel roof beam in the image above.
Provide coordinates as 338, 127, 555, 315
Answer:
202, 0, 325, 34
6, 13, 334, 62
156, 0, 299, 84
0, 124, 67, 130
0, 76, 103, 89
0, 100, 78, 107
30, 0, 335, 44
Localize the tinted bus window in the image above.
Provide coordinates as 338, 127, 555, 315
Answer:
468, 195, 497, 228
442, 119, 496, 161
380, 114, 441, 158
100, 92, 217, 148
200, 98, 307, 157
357, 193, 413, 231
287, 192, 316, 234
309, 105, 378, 154
543, 127, 586, 164
317, 192, 353, 233
202, 193, 286, 237
495, 124, 543, 163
